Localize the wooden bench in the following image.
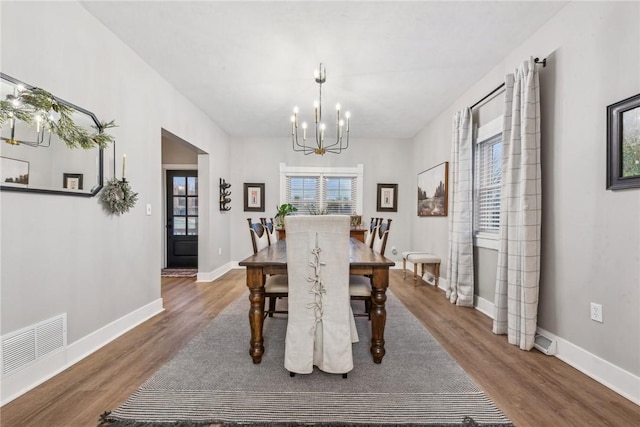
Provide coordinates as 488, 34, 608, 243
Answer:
402, 252, 441, 287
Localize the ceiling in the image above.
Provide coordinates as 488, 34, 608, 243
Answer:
80, 1, 566, 140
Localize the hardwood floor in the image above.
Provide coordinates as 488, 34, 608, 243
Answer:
1, 269, 638, 426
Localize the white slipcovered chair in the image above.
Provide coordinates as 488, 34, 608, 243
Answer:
284, 215, 358, 377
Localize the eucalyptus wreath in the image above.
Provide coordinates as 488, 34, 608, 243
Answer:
100, 178, 139, 215
0, 86, 116, 149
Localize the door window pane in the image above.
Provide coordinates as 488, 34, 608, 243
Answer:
188, 197, 198, 215
173, 177, 186, 195
187, 177, 198, 195
173, 217, 186, 236
188, 217, 198, 236
173, 197, 186, 215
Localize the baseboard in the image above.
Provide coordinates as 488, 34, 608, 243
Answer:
473, 294, 494, 319
196, 262, 234, 282
536, 327, 640, 405
0, 298, 164, 406
469, 296, 639, 405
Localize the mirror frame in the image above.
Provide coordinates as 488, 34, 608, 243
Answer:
0, 73, 104, 197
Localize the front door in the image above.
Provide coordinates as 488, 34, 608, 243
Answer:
166, 170, 198, 268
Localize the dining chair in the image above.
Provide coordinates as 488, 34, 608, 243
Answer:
247, 218, 287, 317
364, 217, 382, 249
350, 218, 392, 318
284, 215, 357, 378
260, 217, 278, 244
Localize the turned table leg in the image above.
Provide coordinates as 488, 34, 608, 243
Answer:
369, 267, 388, 364
246, 267, 265, 364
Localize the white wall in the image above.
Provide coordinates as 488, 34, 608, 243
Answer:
0, 1, 230, 402
412, 0, 639, 389
229, 137, 413, 265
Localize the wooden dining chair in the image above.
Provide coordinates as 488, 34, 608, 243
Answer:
350, 219, 392, 318
260, 217, 278, 244
284, 215, 357, 378
364, 217, 382, 249
247, 218, 287, 317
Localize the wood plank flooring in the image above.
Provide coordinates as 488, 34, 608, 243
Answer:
1, 269, 638, 426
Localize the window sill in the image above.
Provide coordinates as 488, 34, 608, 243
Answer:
474, 233, 499, 250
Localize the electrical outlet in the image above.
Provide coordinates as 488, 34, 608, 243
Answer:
590, 303, 603, 323
146, 203, 152, 216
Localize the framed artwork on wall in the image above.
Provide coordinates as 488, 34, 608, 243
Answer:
376, 183, 398, 212
607, 93, 640, 190
244, 182, 265, 212
417, 162, 448, 217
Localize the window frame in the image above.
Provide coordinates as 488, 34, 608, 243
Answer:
279, 163, 364, 215
473, 116, 503, 250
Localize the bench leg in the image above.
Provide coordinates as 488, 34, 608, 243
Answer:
434, 263, 440, 287
403, 258, 407, 279
413, 263, 418, 286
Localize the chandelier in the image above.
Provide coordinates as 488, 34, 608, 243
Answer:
290, 63, 350, 155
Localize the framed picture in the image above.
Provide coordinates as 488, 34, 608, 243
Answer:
350, 215, 362, 226
607, 93, 640, 190
417, 162, 448, 217
63, 173, 83, 190
376, 183, 398, 212
244, 183, 265, 212
0, 156, 29, 186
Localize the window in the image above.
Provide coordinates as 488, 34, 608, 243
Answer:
474, 116, 503, 249
280, 163, 363, 215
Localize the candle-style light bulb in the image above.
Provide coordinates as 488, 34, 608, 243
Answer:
35, 114, 42, 133
302, 122, 308, 141
293, 106, 299, 127
320, 123, 326, 142
339, 119, 344, 138
345, 111, 351, 132
336, 103, 341, 123
290, 115, 296, 134
122, 154, 126, 179
313, 100, 319, 123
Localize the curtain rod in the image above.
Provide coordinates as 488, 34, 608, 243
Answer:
470, 57, 546, 110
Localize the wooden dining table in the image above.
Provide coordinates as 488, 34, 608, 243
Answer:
238, 238, 395, 364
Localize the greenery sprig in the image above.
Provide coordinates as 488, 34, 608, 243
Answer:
0, 86, 116, 149
100, 178, 139, 215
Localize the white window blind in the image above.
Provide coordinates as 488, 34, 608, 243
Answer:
475, 134, 502, 233
280, 164, 363, 216
286, 176, 320, 214
474, 115, 503, 240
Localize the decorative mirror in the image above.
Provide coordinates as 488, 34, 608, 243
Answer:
0, 73, 104, 197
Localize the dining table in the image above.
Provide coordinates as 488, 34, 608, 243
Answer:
238, 237, 395, 364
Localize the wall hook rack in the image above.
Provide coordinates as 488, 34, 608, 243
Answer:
219, 178, 231, 211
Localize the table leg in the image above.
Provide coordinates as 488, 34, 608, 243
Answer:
246, 267, 265, 364
369, 267, 388, 363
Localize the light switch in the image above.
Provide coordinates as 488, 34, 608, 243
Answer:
146, 203, 152, 216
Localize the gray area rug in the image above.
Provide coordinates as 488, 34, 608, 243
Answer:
103, 293, 512, 426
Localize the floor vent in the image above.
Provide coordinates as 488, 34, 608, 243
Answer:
1, 314, 67, 377
534, 332, 557, 356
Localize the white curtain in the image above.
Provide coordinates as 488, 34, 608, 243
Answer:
446, 108, 474, 306
492, 57, 542, 350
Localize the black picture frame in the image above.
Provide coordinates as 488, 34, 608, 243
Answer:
607, 93, 640, 190
244, 183, 265, 212
63, 173, 83, 190
376, 183, 398, 212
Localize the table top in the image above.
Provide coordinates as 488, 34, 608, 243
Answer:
238, 238, 395, 268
